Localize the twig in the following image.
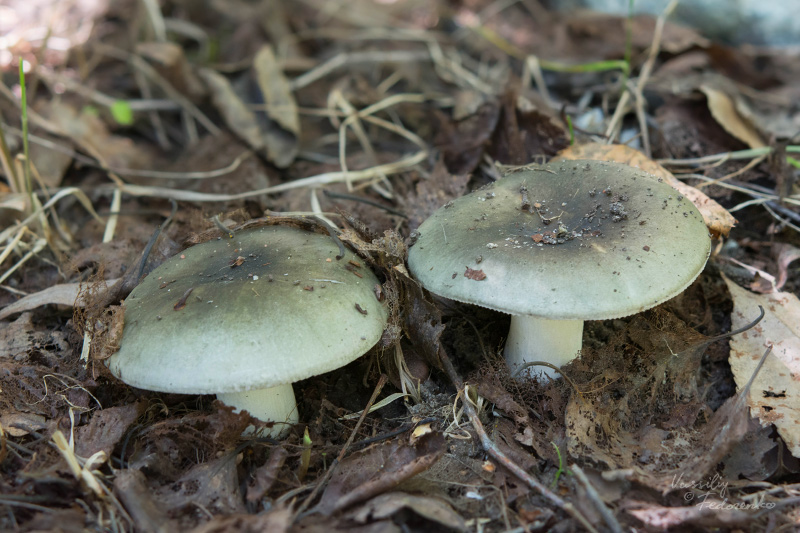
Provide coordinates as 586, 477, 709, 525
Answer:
659, 146, 800, 167
141, 0, 167, 42
132, 63, 171, 150
312, 213, 347, 260
118, 150, 428, 202
129, 55, 219, 135
695, 154, 767, 189
2, 126, 255, 179
290, 50, 431, 91
764, 203, 800, 234
323, 190, 407, 218
293, 374, 388, 518
604, 0, 678, 144
437, 346, 599, 533
572, 465, 624, 533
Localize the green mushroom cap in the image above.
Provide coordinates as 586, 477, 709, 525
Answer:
408, 160, 711, 320
107, 225, 388, 394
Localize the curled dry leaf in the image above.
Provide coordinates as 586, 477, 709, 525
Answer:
348, 492, 466, 532
198, 68, 264, 150
700, 85, 765, 149
199, 47, 300, 168
252, 45, 299, 167
775, 243, 800, 290
722, 274, 800, 458
555, 143, 736, 237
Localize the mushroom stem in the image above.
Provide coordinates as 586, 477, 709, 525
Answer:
217, 384, 299, 437
504, 316, 584, 380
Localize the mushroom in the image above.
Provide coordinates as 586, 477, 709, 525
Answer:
106, 225, 387, 436
407, 160, 711, 379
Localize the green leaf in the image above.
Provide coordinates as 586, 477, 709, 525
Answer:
110, 100, 134, 125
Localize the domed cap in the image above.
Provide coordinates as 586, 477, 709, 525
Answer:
107, 225, 388, 393
408, 160, 711, 320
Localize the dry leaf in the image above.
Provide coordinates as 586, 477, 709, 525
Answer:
315, 431, 446, 515
348, 492, 466, 532
28, 131, 73, 187
0, 412, 47, 437
722, 274, 800, 458
775, 244, 800, 290
190, 507, 292, 533
137, 41, 206, 101
555, 143, 736, 237
252, 47, 298, 137
114, 470, 177, 533
722, 417, 778, 481
198, 68, 264, 151
722, 256, 776, 293
74, 403, 146, 458
700, 85, 765, 149
44, 102, 153, 170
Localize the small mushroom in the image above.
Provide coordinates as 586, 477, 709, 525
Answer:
106, 225, 387, 437
408, 160, 711, 379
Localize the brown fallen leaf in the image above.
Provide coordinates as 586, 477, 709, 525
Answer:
114, 470, 176, 533
44, 102, 155, 170
314, 431, 446, 515
434, 98, 500, 176
154, 453, 244, 515
74, 402, 146, 458
723, 274, 800, 458
721, 256, 776, 293
252, 45, 299, 168
565, 308, 760, 493
198, 68, 264, 152
700, 84, 765, 149
722, 417, 778, 481
555, 142, 736, 237
488, 91, 569, 166
775, 243, 800, 290
28, 130, 73, 188
246, 447, 288, 503
347, 492, 466, 532
0, 411, 47, 437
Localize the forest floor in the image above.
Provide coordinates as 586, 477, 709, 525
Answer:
1, 1, 800, 531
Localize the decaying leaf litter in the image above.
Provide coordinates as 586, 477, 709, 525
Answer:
2, 0, 800, 531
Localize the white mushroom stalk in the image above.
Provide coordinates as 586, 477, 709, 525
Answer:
217, 385, 299, 438
504, 317, 583, 379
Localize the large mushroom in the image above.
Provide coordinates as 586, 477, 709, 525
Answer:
106, 225, 387, 436
408, 160, 711, 379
